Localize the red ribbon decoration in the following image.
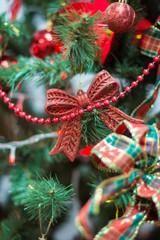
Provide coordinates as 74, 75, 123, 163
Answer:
45, 70, 143, 161
10, 0, 22, 22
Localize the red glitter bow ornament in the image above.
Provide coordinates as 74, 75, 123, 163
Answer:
45, 70, 143, 161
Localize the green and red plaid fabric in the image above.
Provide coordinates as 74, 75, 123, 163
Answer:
76, 121, 160, 240
139, 16, 160, 58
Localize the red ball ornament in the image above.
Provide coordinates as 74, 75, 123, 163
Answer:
104, 2, 135, 33
30, 30, 63, 58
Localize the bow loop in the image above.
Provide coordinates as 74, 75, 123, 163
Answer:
87, 70, 120, 104
45, 89, 79, 117
116, 121, 160, 167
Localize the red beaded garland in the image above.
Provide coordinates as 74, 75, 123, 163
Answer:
32, 117, 38, 124
45, 118, 52, 124
137, 75, 144, 82
9, 103, 15, 109
104, 99, 110, 105
26, 115, 32, 121
1, 92, 7, 98
4, 97, 11, 104
53, 117, 59, 123
95, 102, 102, 108
20, 112, 26, 118
143, 69, 149, 76
78, 109, 84, 115
39, 118, 45, 124
119, 92, 125, 98
61, 115, 67, 121
131, 81, 138, 88
148, 63, 155, 69
153, 56, 160, 63
125, 86, 131, 93
0, 52, 159, 124
111, 96, 118, 103
70, 112, 76, 119
87, 105, 93, 112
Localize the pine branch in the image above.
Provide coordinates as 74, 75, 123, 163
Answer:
47, 0, 66, 16
0, 55, 71, 89
0, 14, 20, 38
55, 10, 102, 72
0, 212, 25, 240
24, 175, 74, 223
11, 166, 35, 206
81, 110, 112, 145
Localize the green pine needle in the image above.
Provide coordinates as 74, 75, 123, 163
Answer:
0, 55, 71, 89
81, 110, 112, 145
55, 10, 102, 72
0, 213, 25, 240
11, 166, 35, 206
24, 175, 74, 223
0, 14, 20, 38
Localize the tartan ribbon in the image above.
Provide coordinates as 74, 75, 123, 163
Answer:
45, 70, 142, 161
139, 16, 160, 58
76, 120, 160, 239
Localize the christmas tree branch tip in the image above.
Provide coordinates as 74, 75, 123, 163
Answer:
55, 10, 102, 72
24, 175, 74, 223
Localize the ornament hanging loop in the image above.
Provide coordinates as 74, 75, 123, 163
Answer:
38, 207, 54, 240
119, 0, 128, 3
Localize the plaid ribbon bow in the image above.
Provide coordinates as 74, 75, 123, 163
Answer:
45, 71, 142, 161
76, 120, 160, 240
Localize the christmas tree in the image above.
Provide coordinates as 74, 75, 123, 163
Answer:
0, 0, 160, 240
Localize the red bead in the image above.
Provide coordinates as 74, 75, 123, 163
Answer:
137, 75, 144, 82
0, 86, 2, 91
9, 103, 15, 109
125, 86, 131, 93
148, 63, 155, 69
4, 97, 11, 104
78, 109, 84, 115
111, 96, 118, 103
70, 112, 76, 119
0, 91, 6, 98
61, 115, 67, 121
20, 112, 26, 118
87, 105, 93, 111
158, 50, 160, 56
32, 117, 38, 124
143, 69, 149, 75
131, 81, 138, 88
26, 115, 32, 121
45, 118, 52, 124
14, 107, 21, 114
39, 118, 45, 124
119, 92, 125, 98
153, 56, 160, 63
95, 102, 102, 108
53, 117, 60, 123
104, 99, 110, 105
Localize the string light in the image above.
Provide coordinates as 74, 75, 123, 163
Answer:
0, 132, 57, 164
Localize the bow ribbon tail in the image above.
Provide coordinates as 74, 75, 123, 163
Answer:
137, 175, 160, 219
94, 204, 147, 240
76, 170, 142, 240
49, 118, 81, 162
99, 105, 143, 131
